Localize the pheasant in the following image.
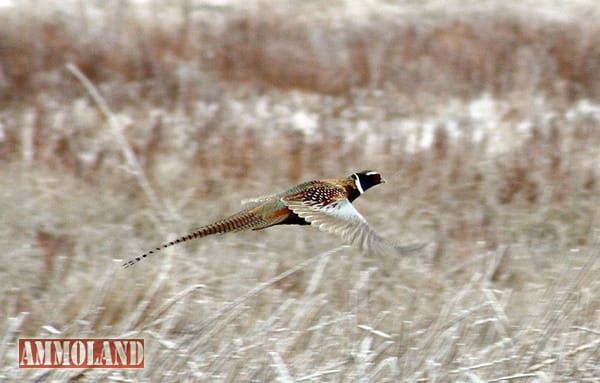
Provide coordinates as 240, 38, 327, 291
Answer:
122, 170, 423, 268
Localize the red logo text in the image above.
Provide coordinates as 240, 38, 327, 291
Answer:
18, 338, 144, 368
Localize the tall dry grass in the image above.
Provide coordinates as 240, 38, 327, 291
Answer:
1, 1, 599, 381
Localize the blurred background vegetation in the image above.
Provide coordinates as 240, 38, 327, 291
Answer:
1, 1, 599, 381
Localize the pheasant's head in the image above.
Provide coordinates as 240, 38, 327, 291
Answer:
351, 170, 386, 195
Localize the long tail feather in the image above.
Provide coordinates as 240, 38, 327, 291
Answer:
122, 209, 267, 268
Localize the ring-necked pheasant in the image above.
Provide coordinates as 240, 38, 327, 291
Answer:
123, 170, 423, 268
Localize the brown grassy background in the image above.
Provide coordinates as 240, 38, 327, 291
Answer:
1, 1, 599, 381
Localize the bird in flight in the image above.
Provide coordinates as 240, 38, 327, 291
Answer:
122, 170, 423, 268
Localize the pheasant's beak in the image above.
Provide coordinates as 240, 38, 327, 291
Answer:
380, 177, 387, 184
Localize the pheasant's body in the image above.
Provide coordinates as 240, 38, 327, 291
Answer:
123, 171, 423, 268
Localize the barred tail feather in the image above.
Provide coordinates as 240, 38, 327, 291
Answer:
122, 209, 267, 268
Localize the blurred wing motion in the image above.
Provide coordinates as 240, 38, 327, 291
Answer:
283, 187, 425, 256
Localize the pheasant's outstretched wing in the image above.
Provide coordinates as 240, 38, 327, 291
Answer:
283, 186, 424, 256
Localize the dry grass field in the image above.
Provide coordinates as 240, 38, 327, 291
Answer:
1, 0, 599, 381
